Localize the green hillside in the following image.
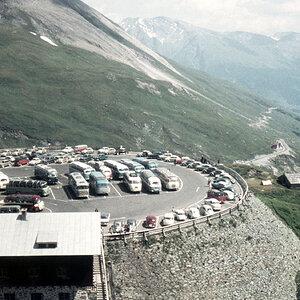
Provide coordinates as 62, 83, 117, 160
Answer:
1, 25, 300, 163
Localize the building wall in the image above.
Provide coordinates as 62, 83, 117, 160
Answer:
0, 286, 97, 300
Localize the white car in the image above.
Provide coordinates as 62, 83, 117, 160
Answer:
187, 207, 200, 219
62, 146, 74, 153
173, 209, 187, 221
82, 147, 94, 154
100, 212, 111, 226
200, 205, 214, 216
223, 190, 235, 200
29, 157, 42, 166
6, 156, 15, 162
98, 147, 110, 154
162, 213, 175, 226
204, 198, 222, 211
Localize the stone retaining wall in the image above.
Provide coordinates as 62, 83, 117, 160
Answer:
106, 196, 300, 300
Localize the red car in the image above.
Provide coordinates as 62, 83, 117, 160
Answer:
207, 190, 227, 204
145, 215, 157, 228
14, 156, 30, 166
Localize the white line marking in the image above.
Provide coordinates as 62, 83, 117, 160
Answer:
196, 187, 200, 192
50, 188, 56, 200
44, 207, 53, 213
110, 183, 122, 197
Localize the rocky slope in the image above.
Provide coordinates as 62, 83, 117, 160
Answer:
122, 17, 300, 112
106, 195, 300, 299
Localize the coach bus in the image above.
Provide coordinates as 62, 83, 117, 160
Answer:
133, 157, 158, 171
5, 179, 50, 197
154, 168, 180, 190
123, 171, 142, 193
140, 170, 161, 193
119, 159, 145, 175
2, 194, 45, 212
68, 172, 89, 198
0, 205, 21, 213
34, 164, 58, 184
69, 161, 95, 181
89, 171, 110, 195
104, 160, 129, 179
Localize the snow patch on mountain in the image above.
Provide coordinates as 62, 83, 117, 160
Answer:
40, 36, 58, 47
6, 0, 187, 88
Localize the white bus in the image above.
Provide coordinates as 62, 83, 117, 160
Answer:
68, 172, 89, 198
104, 160, 129, 179
69, 161, 95, 181
123, 171, 142, 193
154, 168, 180, 190
140, 170, 161, 193
119, 159, 145, 175
0, 171, 9, 189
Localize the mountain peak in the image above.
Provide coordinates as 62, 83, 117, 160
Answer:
0, 0, 185, 85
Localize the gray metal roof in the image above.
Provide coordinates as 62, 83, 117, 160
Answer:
285, 173, 300, 184
0, 212, 102, 257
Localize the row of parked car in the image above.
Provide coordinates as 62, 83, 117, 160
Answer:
137, 151, 239, 228
0, 144, 128, 168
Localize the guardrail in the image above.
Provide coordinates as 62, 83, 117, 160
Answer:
104, 164, 249, 242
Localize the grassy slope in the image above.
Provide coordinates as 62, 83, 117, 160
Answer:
230, 164, 300, 238
0, 25, 300, 163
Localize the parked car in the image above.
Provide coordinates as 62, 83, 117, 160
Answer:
98, 147, 110, 154
126, 219, 137, 232
100, 212, 110, 226
6, 156, 15, 162
62, 146, 74, 153
221, 186, 238, 196
147, 152, 162, 159
207, 190, 227, 203
0, 160, 10, 168
116, 145, 127, 155
14, 156, 30, 166
200, 205, 214, 216
181, 159, 195, 167
109, 220, 125, 233
173, 209, 187, 221
145, 215, 157, 228
204, 198, 222, 211
223, 190, 235, 201
187, 207, 200, 219
140, 150, 152, 157
162, 213, 175, 226
29, 157, 42, 166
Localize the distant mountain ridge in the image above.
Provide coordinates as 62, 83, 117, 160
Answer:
122, 17, 300, 112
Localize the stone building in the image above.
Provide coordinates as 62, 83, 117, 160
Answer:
0, 211, 106, 300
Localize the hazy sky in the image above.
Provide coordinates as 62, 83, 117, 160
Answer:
82, 0, 300, 35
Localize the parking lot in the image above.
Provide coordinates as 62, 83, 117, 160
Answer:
0, 153, 242, 233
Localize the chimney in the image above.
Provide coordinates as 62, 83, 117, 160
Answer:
21, 208, 27, 221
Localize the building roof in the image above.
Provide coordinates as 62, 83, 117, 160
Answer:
0, 212, 101, 257
284, 173, 300, 185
